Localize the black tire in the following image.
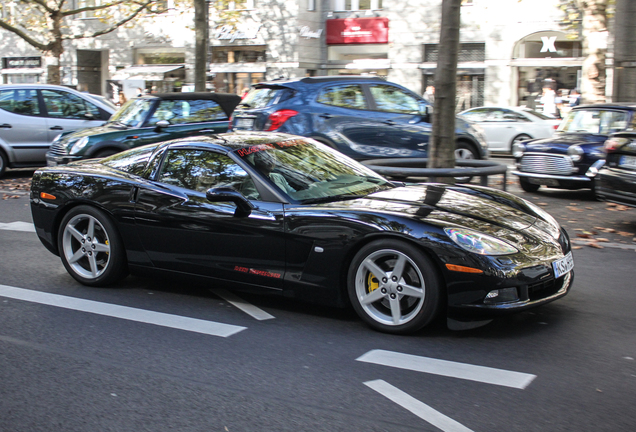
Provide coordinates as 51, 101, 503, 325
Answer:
0, 151, 7, 178
58, 205, 128, 286
519, 177, 540, 193
94, 149, 120, 158
590, 178, 599, 201
347, 239, 442, 334
454, 141, 478, 160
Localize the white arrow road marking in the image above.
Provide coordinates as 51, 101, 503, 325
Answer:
357, 349, 536, 389
0, 284, 246, 338
365, 380, 474, 432
0, 221, 35, 232
210, 288, 275, 321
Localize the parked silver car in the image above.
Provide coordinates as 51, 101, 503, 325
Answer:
0, 84, 115, 177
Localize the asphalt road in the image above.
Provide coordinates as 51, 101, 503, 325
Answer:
1, 165, 635, 432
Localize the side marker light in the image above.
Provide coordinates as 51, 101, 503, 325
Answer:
445, 264, 483, 274
40, 192, 57, 200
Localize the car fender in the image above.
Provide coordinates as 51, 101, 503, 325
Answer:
84, 140, 130, 158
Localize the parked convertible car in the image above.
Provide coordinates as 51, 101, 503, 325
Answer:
596, 132, 636, 207
46, 92, 241, 166
30, 132, 573, 334
231, 76, 488, 161
512, 103, 636, 195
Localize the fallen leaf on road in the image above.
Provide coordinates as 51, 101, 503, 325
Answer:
538, 202, 548, 206
577, 233, 592, 238
596, 238, 609, 242
572, 246, 583, 249
589, 243, 604, 249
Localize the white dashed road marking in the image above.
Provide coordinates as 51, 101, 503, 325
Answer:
357, 349, 536, 389
211, 288, 275, 320
0, 284, 246, 337
365, 380, 474, 432
0, 222, 35, 232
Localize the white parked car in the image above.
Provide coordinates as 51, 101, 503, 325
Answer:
458, 106, 562, 154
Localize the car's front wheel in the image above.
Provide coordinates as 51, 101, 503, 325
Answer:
519, 177, 540, 192
347, 240, 442, 334
455, 141, 479, 160
58, 206, 128, 286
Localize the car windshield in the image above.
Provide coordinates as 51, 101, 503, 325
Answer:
236, 138, 394, 203
557, 109, 629, 134
109, 98, 154, 127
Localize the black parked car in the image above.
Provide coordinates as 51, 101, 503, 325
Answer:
596, 132, 636, 207
30, 132, 573, 334
46, 92, 241, 166
231, 76, 488, 161
512, 103, 636, 195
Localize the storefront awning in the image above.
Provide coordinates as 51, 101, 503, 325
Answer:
208, 63, 267, 73
112, 65, 185, 80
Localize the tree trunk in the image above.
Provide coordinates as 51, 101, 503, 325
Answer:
580, 0, 608, 103
194, 0, 209, 92
428, 0, 461, 177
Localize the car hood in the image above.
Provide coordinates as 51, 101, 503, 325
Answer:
59, 123, 130, 142
308, 184, 563, 255
525, 133, 607, 153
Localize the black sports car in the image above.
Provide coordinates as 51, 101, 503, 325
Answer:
30, 132, 574, 334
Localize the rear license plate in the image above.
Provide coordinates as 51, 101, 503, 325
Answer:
235, 118, 254, 130
552, 251, 574, 278
619, 155, 636, 170
528, 177, 559, 186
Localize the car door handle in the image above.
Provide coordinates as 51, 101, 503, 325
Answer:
318, 113, 333, 119
50, 126, 64, 130
0, 123, 12, 129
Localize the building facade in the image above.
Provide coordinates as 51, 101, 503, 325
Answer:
0, 0, 592, 111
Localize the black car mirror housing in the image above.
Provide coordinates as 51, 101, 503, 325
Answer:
206, 187, 255, 217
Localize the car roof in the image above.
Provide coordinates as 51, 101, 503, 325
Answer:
574, 103, 636, 110
156, 131, 307, 153
0, 83, 116, 112
253, 75, 387, 88
139, 92, 242, 117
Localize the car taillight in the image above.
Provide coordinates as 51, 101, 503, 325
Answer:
553, 124, 559, 130
228, 115, 233, 131
604, 137, 629, 153
266, 109, 298, 131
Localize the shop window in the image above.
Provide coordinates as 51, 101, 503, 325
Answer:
136, 52, 185, 65
307, 0, 315, 11
210, 47, 266, 63
424, 43, 485, 63
333, 0, 382, 11
423, 75, 484, 112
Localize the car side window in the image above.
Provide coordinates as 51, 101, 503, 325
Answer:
316, 84, 366, 110
461, 108, 490, 121
147, 99, 226, 126
502, 109, 529, 122
369, 84, 421, 114
41, 89, 101, 119
0, 89, 40, 115
157, 149, 260, 199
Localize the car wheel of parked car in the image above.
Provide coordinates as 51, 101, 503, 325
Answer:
519, 177, 540, 193
0, 151, 7, 177
511, 134, 532, 150
455, 142, 478, 160
58, 205, 128, 286
347, 239, 441, 334
94, 149, 120, 158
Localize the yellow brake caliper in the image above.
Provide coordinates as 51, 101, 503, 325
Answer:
367, 272, 379, 293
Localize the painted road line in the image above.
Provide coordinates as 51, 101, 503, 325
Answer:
210, 288, 275, 321
0, 221, 35, 232
0, 284, 246, 338
365, 380, 474, 432
357, 349, 536, 389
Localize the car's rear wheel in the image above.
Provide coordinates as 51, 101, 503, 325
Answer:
0, 151, 7, 177
455, 141, 478, 160
58, 205, 128, 286
519, 177, 540, 192
347, 240, 442, 334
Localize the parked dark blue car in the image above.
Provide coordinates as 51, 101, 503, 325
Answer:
512, 103, 636, 196
230, 76, 488, 161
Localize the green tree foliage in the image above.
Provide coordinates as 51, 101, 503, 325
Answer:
0, 0, 167, 84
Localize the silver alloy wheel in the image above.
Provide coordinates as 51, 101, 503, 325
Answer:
454, 147, 476, 159
354, 249, 426, 326
61, 213, 112, 280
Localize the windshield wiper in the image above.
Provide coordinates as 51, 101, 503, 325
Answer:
302, 194, 365, 205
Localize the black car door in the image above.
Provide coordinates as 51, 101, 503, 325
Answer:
133, 147, 286, 289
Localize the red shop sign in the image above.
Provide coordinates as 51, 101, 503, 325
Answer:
326, 17, 389, 45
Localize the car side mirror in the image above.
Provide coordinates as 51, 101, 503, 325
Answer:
206, 187, 255, 217
155, 120, 170, 130
84, 112, 95, 120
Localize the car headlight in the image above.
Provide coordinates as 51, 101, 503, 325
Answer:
444, 228, 518, 256
69, 137, 90, 155
567, 145, 584, 162
512, 142, 526, 158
